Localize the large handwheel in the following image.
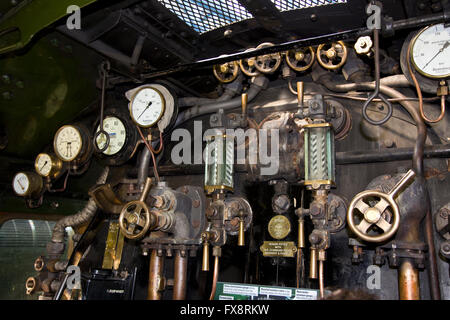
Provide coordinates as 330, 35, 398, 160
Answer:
119, 200, 151, 239
317, 41, 348, 70
347, 170, 415, 243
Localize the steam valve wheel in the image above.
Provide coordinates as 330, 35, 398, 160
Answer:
317, 41, 348, 70
213, 61, 239, 83
119, 200, 152, 240
254, 42, 282, 74
285, 47, 315, 72
239, 48, 260, 77
347, 170, 415, 243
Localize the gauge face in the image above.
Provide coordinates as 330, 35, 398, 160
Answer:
12, 172, 29, 196
54, 125, 83, 161
129, 87, 165, 127
95, 116, 127, 155
411, 23, 450, 79
35, 153, 53, 177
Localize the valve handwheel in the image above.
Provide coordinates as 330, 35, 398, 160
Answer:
254, 42, 282, 74
119, 200, 151, 240
119, 177, 154, 239
213, 60, 239, 83
347, 170, 416, 243
285, 47, 315, 72
317, 41, 348, 70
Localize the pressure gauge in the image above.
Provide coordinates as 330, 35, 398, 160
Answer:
411, 23, 450, 79
54, 125, 90, 162
34, 153, 63, 178
12, 172, 43, 197
129, 86, 165, 128
95, 116, 127, 156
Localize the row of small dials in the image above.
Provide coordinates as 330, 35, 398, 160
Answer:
13, 85, 172, 198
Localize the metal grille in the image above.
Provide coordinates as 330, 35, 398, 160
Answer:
157, 0, 253, 33
272, 0, 347, 12
0, 219, 55, 247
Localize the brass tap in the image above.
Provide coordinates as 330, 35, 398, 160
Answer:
309, 247, 318, 279
296, 81, 304, 107
238, 209, 246, 247
201, 232, 212, 271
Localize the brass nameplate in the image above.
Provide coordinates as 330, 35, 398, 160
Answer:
260, 241, 297, 257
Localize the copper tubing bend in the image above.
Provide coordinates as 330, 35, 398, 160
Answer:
148, 250, 165, 300
209, 255, 220, 300
173, 250, 188, 300
407, 40, 446, 123
319, 260, 325, 299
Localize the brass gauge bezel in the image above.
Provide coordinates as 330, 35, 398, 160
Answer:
53, 125, 84, 162
128, 86, 166, 128
34, 153, 63, 178
410, 23, 450, 79
12, 171, 43, 198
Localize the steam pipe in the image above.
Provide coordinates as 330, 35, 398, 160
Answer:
173, 250, 188, 300
51, 167, 109, 243
148, 250, 165, 300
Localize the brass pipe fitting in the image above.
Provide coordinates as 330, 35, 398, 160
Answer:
296, 81, 304, 107
399, 260, 420, 300
148, 250, 165, 300
173, 250, 188, 300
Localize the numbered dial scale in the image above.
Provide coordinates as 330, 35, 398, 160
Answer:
53, 125, 91, 162
129, 86, 165, 128
12, 172, 43, 197
411, 23, 450, 79
34, 153, 63, 178
95, 116, 127, 156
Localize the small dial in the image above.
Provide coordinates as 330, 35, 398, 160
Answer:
54, 125, 83, 162
95, 116, 127, 156
12, 172, 30, 196
34, 153, 62, 178
129, 86, 165, 127
411, 23, 450, 79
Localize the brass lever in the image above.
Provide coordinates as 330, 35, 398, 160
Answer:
238, 209, 245, 247
296, 81, 304, 107
201, 232, 211, 271
310, 247, 318, 279
241, 93, 248, 117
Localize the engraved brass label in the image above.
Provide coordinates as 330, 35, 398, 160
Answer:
268, 215, 291, 239
260, 241, 297, 257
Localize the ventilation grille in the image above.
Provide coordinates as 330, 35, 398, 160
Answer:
0, 220, 55, 247
157, 0, 253, 33
271, 0, 347, 12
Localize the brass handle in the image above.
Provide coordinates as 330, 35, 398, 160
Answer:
202, 233, 210, 271
241, 93, 248, 117
238, 218, 245, 247
309, 248, 318, 279
347, 169, 415, 243
317, 41, 348, 70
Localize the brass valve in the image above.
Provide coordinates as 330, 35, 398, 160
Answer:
201, 231, 215, 271
237, 209, 248, 247
241, 93, 248, 117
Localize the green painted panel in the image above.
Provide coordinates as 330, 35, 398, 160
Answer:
0, 0, 97, 54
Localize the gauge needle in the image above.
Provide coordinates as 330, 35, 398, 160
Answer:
40, 161, 48, 171
422, 41, 450, 70
17, 180, 25, 190
138, 101, 152, 119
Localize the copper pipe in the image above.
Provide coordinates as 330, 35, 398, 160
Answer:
173, 250, 188, 300
209, 255, 219, 300
407, 40, 445, 123
425, 209, 441, 300
309, 248, 318, 279
399, 260, 420, 300
319, 260, 325, 299
148, 250, 164, 300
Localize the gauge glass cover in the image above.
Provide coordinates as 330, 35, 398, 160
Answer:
96, 116, 127, 155
129, 87, 165, 127
54, 125, 83, 161
35, 153, 53, 177
411, 23, 450, 79
13, 172, 29, 195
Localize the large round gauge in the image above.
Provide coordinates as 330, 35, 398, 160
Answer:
129, 86, 165, 128
411, 23, 450, 79
95, 116, 127, 156
12, 172, 43, 197
34, 153, 63, 178
53, 125, 90, 162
